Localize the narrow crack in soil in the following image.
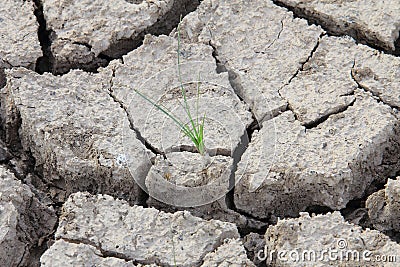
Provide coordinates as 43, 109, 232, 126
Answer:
26, 211, 59, 267
72, 41, 92, 49
61, 234, 235, 266
280, 32, 324, 89
271, 0, 400, 56
104, 67, 152, 206
255, 19, 284, 54
395, 36, 400, 56
166, 145, 231, 157
59, 237, 136, 263
0, 94, 45, 186
304, 98, 356, 130
340, 198, 373, 230
1, 150, 60, 267
16, 245, 28, 267
276, 32, 324, 124
107, 67, 164, 157
3, 145, 62, 266
275, 33, 370, 130
350, 59, 400, 111
224, 118, 262, 222
1, 58, 15, 69
225, 128, 250, 211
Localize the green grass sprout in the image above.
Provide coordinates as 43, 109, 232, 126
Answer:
171, 225, 177, 267
133, 16, 206, 155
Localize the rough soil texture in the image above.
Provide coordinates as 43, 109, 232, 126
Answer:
235, 91, 400, 218
273, 0, 400, 53
280, 35, 400, 126
0, 166, 56, 267
353, 46, 400, 108
279, 36, 358, 126
41, 239, 140, 267
2, 68, 152, 203
110, 34, 252, 155
180, 0, 324, 122
0, 0, 41, 86
200, 238, 256, 266
146, 152, 232, 206
265, 212, 400, 266
0, 0, 41, 68
366, 177, 400, 232
47, 192, 240, 266
1, 0, 400, 266
43, 0, 200, 73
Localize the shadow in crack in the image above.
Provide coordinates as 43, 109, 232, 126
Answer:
33, 0, 54, 74
36, 0, 202, 75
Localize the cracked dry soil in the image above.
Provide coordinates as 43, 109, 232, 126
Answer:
1, 0, 400, 266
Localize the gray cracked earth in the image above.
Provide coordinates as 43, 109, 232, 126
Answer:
1, 0, 400, 266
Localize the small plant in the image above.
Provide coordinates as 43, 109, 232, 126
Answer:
133, 17, 206, 155
171, 225, 177, 267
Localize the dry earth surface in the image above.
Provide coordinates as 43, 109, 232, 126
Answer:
0, 0, 399, 266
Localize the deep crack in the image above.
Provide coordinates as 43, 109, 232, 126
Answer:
206, 43, 264, 216
225, 127, 251, 211
202, 37, 276, 236
209, 41, 227, 73
33, 0, 54, 74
